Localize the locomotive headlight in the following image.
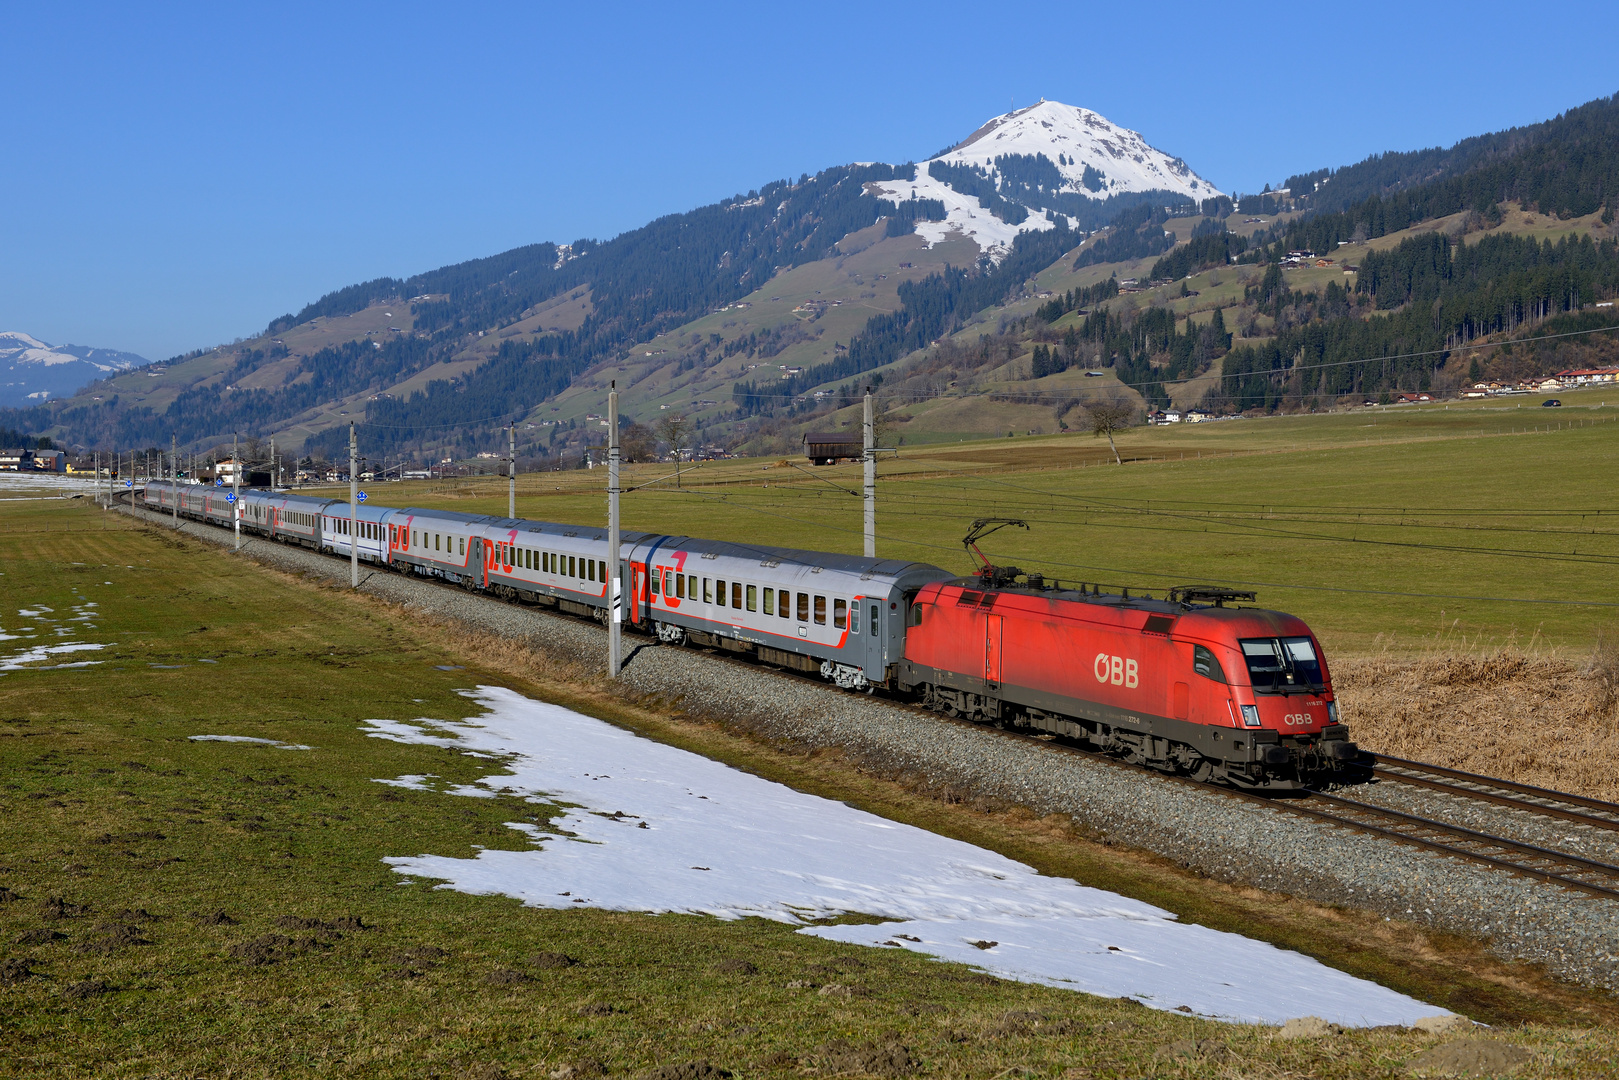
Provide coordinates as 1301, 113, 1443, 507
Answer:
1327, 702, 1339, 725
1240, 705, 1261, 727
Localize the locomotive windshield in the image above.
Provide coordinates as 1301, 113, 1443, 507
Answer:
1239, 637, 1325, 693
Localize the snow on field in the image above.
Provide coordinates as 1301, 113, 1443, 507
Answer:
369, 687, 1447, 1026
872, 100, 1221, 257
188, 735, 312, 750
0, 472, 101, 498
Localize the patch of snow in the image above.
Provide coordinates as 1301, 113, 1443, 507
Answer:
187, 735, 313, 750
0, 641, 105, 671
369, 686, 1447, 1027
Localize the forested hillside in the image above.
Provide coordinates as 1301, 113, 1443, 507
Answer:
6, 94, 1619, 459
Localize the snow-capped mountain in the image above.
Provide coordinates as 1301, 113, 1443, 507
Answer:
0, 332, 148, 408
874, 100, 1222, 255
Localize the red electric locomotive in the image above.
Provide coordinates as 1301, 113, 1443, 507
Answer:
894, 524, 1361, 790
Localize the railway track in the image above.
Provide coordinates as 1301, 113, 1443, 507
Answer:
115, 492, 1619, 905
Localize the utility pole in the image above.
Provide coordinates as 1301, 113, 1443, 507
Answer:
271, 436, 277, 489
232, 433, 241, 551
349, 422, 359, 588
607, 381, 621, 678
508, 423, 516, 520
863, 386, 876, 559
171, 435, 179, 528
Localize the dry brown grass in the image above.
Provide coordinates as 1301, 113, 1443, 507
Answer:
1337, 626, 1619, 800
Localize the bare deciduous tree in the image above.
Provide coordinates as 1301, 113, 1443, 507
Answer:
1081, 398, 1137, 465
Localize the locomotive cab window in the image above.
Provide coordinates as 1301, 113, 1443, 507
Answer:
910, 604, 924, 627
1239, 637, 1324, 691
1193, 645, 1226, 683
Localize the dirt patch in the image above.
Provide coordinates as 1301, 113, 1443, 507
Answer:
73, 922, 151, 954
811, 1037, 916, 1077
41, 896, 91, 920
577, 1003, 619, 1017
194, 910, 236, 926
1156, 1038, 1230, 1062
1337, 647, 1619, 799
711, 959, 757, 975
639, 1064, 730, 1080
277, 914, 367, 933
0, 957, 37, 984
13, 929, 67, 945
531, 951, 580, 969
486, 968, 529, 986
227, 932, 332, 966
549, 1060, 606, 1079
1407, 1037, 1531, 1076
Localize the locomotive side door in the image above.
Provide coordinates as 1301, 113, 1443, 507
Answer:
984, 613, 1004, 690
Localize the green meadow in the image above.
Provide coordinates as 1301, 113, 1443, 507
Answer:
367, 390, 1619, 657
3, 495, 1618, 1076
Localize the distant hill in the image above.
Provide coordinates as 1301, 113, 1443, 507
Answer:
0, 332, 147, 408
4, 95, 1616, 459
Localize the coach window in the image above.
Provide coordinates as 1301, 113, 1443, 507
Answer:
762, 587, 774, 616
599, 560, 607, 581
688, 575, 697, 600
833, 599, 846, 630
651, 570, 661, 596
796, 592, 809, 622
459, 537, 466, 556
675, 573, 685, 599
566, 555, 574, 577
814, 595, 826, 625
715, 579, 726, 605
1193, 645, 1227, 683
728, 582, 739, 609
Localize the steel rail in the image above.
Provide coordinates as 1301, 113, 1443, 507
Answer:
1374, 754, 1619, 817
1370, 763, 1619, 833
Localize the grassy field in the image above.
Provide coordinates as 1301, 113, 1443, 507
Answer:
5, 498, 1619, 1076
350, 389, 1619, 658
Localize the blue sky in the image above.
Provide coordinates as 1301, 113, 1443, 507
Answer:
3, 2, 1615, 361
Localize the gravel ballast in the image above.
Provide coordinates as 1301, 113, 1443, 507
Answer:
118, 501, 1619, 992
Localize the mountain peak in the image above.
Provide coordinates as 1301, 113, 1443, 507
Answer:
0, 333, 147, 407
875, 100, 1220, 255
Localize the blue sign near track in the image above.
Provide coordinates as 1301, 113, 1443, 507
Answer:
215, 479, 223, 487
225, 492, 237, 503
356, 491, 368, 503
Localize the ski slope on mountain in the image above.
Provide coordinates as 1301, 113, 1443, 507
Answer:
874, 101, 1221, 255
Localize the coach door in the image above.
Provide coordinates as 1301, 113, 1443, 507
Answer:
469, 538, 485, 585
985, 613, 1004, 689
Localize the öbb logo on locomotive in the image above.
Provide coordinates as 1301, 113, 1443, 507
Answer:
136, 482, 1366, 792
1093, 653, 1139, 688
